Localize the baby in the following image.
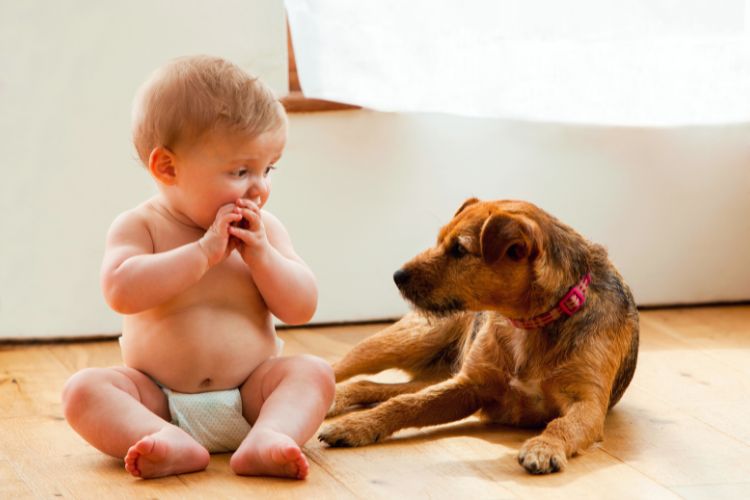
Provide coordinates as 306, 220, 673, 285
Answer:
62, 55, 335, 480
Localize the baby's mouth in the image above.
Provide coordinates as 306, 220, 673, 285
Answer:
235, 217, 250, 230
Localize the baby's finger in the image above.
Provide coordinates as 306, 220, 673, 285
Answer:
237, 198, 262, 211
209, 205, 240, 232
221, 211, 243, 224
227, 235, 241, 254
220, 212, 243, 233
237, 208, 262, 231
228, 225, 254, 244
217, 202, 239, 216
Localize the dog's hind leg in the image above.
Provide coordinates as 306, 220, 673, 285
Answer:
333, 312, 472, 382
327, 379, 437, 417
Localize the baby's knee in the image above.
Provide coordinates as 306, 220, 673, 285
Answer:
296, 355, 335, 400
61, 368, 111, 420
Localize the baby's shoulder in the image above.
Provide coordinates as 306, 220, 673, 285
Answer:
106, 200, 157, 243
260, 209, 282, 228
261, 209, 299, 255
261, 209, 290, 239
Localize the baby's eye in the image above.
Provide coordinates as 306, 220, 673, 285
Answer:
235, 168, 248, 177
264, 165, 276, 176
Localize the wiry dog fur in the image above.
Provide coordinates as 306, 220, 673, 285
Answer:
319, 198, 639, 474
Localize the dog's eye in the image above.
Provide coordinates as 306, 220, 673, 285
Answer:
449, 241, 468, 258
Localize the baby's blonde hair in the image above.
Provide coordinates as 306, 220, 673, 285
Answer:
132, 55, 284, 165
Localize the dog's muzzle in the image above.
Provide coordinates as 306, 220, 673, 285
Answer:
393, 267, 464, 315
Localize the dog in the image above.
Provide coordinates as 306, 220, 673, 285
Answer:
318, 198, 639, 474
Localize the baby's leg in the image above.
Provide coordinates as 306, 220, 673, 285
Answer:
62, 366, 209, 478
230, 355, 335, 479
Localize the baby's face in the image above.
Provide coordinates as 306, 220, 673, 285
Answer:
172, 123, 287, 229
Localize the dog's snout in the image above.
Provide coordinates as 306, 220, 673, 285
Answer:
393, 269, 410, 287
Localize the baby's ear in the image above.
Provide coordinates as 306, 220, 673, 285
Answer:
148, 147, 177, 186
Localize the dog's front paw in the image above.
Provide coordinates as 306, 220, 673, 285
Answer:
318, 416, 386, 447
518, 436, 567, 474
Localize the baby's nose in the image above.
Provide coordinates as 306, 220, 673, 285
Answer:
244, 189, 262, 206
245, 180, 267, 205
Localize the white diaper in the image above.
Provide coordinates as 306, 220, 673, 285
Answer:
118, 335, 285, 453
160, 337, 285, 453
163, 387, 251, 453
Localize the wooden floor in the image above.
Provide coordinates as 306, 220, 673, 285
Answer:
2, 306, 750, 499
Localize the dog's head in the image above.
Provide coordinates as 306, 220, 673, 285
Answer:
394, 198, 554, 318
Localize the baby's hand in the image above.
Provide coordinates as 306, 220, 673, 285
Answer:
228, 198, 270, 264
198, 203, 243, 267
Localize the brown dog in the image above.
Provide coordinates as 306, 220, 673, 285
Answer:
318, 198, 639, 474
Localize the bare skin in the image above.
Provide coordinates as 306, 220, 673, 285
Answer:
62, 126, 334, 479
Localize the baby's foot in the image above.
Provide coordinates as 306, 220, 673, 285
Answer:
124, 426, 209, 479
230, 428, 309, 479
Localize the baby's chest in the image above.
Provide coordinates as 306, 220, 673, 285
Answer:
147, 215, 204, 252
200, 254, 259, 299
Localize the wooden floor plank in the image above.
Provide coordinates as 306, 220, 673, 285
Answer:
635, 314, 750, 446
0, 459, 35, 499
280, 323, 383, 362
1, 306, 749, 498
45, 340, 124, 373
600, 387, 750, 489
176, 454, 359, 500
0, 346, 71, 419
428, 422, 680, 500
306, 422, 520, 499
671, 482, 750, 500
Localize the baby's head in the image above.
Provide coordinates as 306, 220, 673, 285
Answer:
132, 56, 287, 228
132, 55, 284, 166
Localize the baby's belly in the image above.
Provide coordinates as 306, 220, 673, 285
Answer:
120, 307, 278, 393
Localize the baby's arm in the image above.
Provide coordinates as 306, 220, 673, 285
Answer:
230, 202, 317, 325
101, 204, 241, 314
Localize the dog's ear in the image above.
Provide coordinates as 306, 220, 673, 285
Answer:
480, 214, 541, 264
454, 197, 480, 217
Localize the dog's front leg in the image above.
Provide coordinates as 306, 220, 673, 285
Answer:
319, 377, 481, 447
327, 379, 437, 417
518, 400, 606, 474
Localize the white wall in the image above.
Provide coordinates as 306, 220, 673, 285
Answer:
277, 112, 750, 325
2, 3, 749, 339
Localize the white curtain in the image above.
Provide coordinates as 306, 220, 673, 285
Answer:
286, 0, 750, 126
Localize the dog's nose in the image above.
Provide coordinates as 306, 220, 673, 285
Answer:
393, 269, 410, 287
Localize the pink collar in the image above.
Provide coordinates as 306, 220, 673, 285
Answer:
509, 273, 591, 330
